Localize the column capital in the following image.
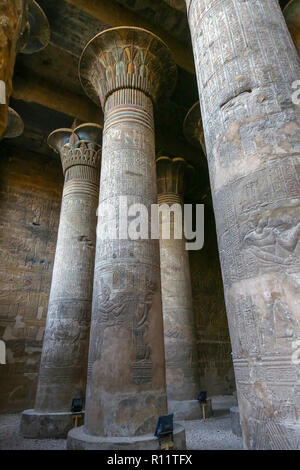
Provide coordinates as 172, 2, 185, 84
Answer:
183, 101, 206, 157
156, 155, 193, 202
283, 0, 300, 55
2, 107, 24, 139
79, 26, 177, 109
47, 123, 102, 175
0, 1, 49, 138
19, 0, 50, 54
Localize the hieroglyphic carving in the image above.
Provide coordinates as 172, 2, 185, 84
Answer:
132, 281, 156, 385
244, 218, 300, 266
0, 149, 62, 412
214, 160, 300, 288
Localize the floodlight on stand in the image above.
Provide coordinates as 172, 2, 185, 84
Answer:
198, 391, 208, 420
198, 391, 207, 404
154, 413, 174, 450
71, 397, 83, 413
71, 397, 84, 428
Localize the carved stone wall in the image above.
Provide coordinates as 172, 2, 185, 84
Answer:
0, 143, 62, 413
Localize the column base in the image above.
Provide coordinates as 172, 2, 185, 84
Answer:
230, 406, 242, 437
67, 423, 186, 450
168, 399, 213, 420
20, 409, 84, 439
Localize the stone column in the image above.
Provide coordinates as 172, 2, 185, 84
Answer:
156, 155, 202, 420
185, 0, 300, 449
67, 26, 186, 450
283, 0, 300, 55
21, 123, 102, 439
0, 0, 49, 139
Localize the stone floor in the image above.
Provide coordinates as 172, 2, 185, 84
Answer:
0, 412, 243, 450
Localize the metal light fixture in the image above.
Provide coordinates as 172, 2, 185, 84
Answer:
198, 391, 207, 404
71, 397, 83, 413
154, 413, 174, 450
198, 391, 208, 420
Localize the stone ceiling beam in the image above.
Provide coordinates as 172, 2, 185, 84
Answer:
65, 0, 195, 74
12, 75, 103, 125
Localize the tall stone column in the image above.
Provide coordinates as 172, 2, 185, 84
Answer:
67, 27, 186, 450
0, 0, 49, 139
21, 123, 102, 439
156, 155, 201, 420
185, 0, 300, 449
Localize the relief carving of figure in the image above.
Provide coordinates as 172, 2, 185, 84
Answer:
97, 280, 137, 323
244, 218, 300, 266
133, 281, 156, 363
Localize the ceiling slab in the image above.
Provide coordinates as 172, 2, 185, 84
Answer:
61, 0, 195, 73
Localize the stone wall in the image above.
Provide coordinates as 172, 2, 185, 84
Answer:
0, 143, 63, 413
189, 203, 235, 397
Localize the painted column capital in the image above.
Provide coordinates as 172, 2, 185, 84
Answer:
18, 0, 50, 54
283, 0, 300, 55
183, 102, 206, 157
2, 107, 24, 139
156, 155, 193, 204
79, 26, 177, 109
24, 124, 102, 432
47, 123, 102, 175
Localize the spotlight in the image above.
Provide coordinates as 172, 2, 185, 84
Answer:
71, 398, 84, 428
71, 397, 83, 413
154, 413, 174, 450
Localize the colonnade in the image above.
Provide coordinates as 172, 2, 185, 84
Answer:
3, 0, 298, 450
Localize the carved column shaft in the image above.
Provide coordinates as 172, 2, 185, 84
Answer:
156, 156, 200, 414
86, 89, 167, 438
21, 124, 102, 438
68, 27, 186, 449
36, 125, 102, 411
185, 0, 300, 449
